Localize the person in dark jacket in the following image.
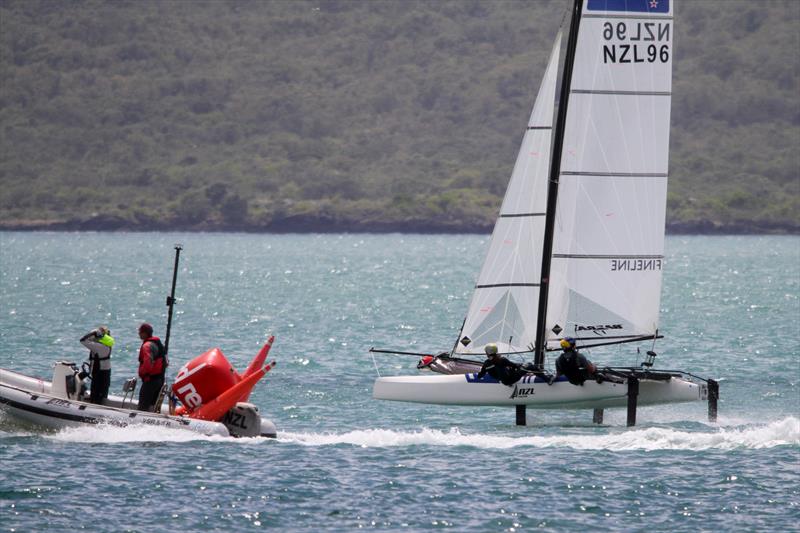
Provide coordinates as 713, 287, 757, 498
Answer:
476, 343, 526, 386
80, 326, 114, 404
553, 337, 597, 385
137, 322, 168, 412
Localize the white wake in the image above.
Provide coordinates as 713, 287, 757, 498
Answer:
3, 415, 797, 450
279, 416, 800, 451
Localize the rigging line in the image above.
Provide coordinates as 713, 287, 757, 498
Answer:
369, 348, 434, 357
475, 283, 540, 288
371, 350, 381, 378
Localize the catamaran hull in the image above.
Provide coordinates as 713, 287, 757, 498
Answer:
373, 374, 705, 410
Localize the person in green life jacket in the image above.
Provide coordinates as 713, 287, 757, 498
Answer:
136, 322, 168, 412
79, 326, 114, 404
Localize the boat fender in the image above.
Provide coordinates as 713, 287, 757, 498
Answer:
259, 417, 278, 439
222, 402, 262, 438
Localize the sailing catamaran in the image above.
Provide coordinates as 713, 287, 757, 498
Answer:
372, 0, 718, 425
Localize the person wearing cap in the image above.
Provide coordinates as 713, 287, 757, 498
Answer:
476, 343, 526, 386
136, 322, 168, 412
79, 326, 114, 404
553, 337, 597, 386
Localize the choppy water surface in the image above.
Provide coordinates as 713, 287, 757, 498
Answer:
1, 233, 798, 531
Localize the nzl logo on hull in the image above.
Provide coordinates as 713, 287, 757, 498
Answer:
509, 384, 535, 399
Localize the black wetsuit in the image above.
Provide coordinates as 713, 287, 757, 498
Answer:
477, 356, 526, 386
555, 349, 593, 385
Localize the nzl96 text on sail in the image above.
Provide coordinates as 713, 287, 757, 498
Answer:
602, 22, 671, 64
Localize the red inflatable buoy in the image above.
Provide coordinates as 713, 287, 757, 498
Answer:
171, 347, 238, 411
170, 339, 276, 420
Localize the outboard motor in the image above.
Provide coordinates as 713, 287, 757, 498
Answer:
222, 402, 262, 438
51, 361, 85, 400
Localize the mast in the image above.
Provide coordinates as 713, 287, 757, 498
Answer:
164, 244, 182, 355
533, 0, 583, 368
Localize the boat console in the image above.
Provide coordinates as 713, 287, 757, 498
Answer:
50, 361, 86, 401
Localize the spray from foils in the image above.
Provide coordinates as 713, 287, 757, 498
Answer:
280, 417, 800, 451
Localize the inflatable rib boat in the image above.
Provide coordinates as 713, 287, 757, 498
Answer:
0, 339, 278, 438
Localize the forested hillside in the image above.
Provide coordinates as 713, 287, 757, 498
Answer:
0, 0, 798, 233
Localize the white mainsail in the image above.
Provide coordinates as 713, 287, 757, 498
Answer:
545, 0, 674, 348
455, 31, 562, 356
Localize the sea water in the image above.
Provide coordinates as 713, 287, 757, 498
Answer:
0, 232, 797, 531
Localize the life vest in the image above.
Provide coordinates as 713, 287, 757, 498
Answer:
560, 351, 586, 385
83, 333, 114, 371
144, 337, 169, 373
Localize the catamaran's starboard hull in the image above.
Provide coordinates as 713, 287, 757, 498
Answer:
373, 374, 705, 409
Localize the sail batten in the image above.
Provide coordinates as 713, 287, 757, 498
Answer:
561, 171, 668, 177
571, 89, 671, 96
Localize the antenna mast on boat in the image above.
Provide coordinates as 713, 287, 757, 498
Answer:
164, 244, 183, 355
533, 0, 583, 369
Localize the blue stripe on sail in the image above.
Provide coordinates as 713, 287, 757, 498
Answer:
586, 0, 669, 13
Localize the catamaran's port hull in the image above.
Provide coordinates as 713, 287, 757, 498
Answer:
373, 374, 705, 409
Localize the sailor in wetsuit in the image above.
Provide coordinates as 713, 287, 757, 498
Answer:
476, 343, 526, 386
553, 337, 598, 385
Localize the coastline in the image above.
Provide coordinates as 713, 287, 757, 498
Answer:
1, 216, 798, 235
